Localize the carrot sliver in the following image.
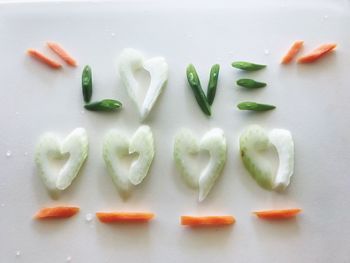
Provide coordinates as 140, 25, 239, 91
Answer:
298, 43, 337, 63
34, 206, 79, 219
281, 40, 304, 64
47, 41, 77, 67
253, 208, 302, 219
181, 216, 235, 226
96, 212, 155, 223
27, 49, 62, 69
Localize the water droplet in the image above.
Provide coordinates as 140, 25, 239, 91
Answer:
81, 110, 85, 114
85, 213, 93, 223
24, 152, 28, 156
324, 15, 329, 19
15, 250, 21, 257
15, 112, 20, 116
1, 203, 5, 207
111, 32, 116, 37
264, 49, 270, 55
66, 256, 72, 262
5, 150, 12, 158
186, 33, 193, 38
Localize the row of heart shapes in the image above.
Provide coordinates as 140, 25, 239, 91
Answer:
35, 125, 294, 201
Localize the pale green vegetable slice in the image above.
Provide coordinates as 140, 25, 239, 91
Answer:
128, 126, 155, 185
103, 126, 154, 195
198, 128, 227, 202
118, 48, 168, 121
173, 128, 227, 201
239, 125, 294, 191
35, 128, 88, 193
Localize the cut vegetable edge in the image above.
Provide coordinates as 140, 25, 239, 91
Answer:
27, 49, 62, 69
96, 212, 155, 223
181, 216, 235, 226
34, 206, 80, 219
253, 208, 302, 219
281, 40, 304, 64
47, 41, 77, 66
297, 43, 337, 63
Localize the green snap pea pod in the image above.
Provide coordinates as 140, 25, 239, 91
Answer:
84, 99, 122, 111
186, 64, 211, 116
82, 65, 92, 103
207, 64, 220, 105
236, 79, 266, 89
237, 102, 275, 111
231, 61, 266, 71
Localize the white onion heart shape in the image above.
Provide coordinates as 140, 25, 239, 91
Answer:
118, 48, 168, 121
174, 128, 227, 201
239, 125, 294, 191
103, 125, 154, 197
35, 128, 88, 196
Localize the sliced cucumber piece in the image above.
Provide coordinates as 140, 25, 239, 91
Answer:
174, 128, 227, 201
35, 128, 88, 193
103, 125, 154, 195
239, 125, 294, 191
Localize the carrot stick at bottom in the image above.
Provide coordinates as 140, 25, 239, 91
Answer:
96, 212, 155, 223
253, 208, 302, 219
34, 206, 79, 219
27, 49, 62, 69
47, 41, 77, 67
281, 40, 304, 64
181, 216, 235, 226
297, 43, 336, 63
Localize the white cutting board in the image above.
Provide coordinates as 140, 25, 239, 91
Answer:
0, 1, 350, 262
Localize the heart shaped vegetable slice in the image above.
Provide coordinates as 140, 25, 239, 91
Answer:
239, 125, 294, 191
118, 48, 168, 121
174, 128, 227, 201
35, 128, 88, 193
103, 125, 154, 195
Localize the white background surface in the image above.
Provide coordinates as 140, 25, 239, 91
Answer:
0, 1, 350, 262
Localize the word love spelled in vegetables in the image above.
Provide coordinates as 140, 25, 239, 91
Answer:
35, 128, 88, 195
174, 128, 227, 201
118, 48, 168, 121
103, 125, 154, 196
239, 125, 294, 191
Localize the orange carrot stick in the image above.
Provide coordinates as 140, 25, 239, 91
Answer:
253, 208, 302, 219
181, 216, 235, 226
47, 41, 77, 67
27, 49, 62, 69
298, 43, 337, 63
281, 40, 304, 64
34, 206, 79, 219
96, 212, 155, 223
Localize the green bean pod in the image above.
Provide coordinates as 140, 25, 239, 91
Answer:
207, 64, 220, 105
186, 64, 211, 116
84, 99, 122, 111
82, 65, 92, 103
236, 79, 266, 89
231, 61, 266, 71
237, 102, 275, 111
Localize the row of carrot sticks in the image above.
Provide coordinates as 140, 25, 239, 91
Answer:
34, 206, 302, 226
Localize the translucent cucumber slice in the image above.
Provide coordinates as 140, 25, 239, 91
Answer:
174, 129, 200, 188
239, 125, 294, 191
35, 128, 88, 193
129, 126, 155, 185
198, 128, 227, 202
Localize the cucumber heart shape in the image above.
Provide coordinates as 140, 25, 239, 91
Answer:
103, 125, 154, 196
174, 128, 227, 202
35, 128, 88, 194
239, 125, 294, 191
118, 48, 168, 121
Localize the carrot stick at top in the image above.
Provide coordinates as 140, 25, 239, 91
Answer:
47, 41, 77, 67
281, 40, 304, 64
27, 49, 62, 69
298, 43, 337, 63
